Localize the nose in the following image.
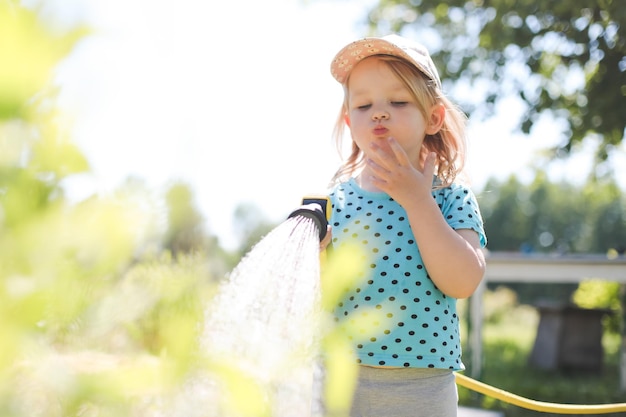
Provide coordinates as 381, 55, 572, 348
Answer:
372, 110, 389, 121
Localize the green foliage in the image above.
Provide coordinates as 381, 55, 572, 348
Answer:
479, 171, 626, 254
482, 286, 520, 324
479, 172, 625, 310
5, 251, 216, 416
0, 5, 361, 415
0, 3, 225, 415
574, 279, 622, 310
573, 279, 622, 334
366, 0, 626, 167
319, 243, 366, 415
120, 253, 214, 358
162, 181, 237, 276
163, 182, 210, 255
0, 1, 87, 121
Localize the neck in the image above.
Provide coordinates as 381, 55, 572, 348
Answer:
356, 172, 382, 193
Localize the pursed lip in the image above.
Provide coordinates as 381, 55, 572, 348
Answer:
373, 124, 388, 136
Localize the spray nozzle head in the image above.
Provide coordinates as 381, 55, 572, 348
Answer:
287, 202, 328, 242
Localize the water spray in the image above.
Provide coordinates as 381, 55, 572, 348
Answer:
202, 196, 330, 417
287, 197, 330, 242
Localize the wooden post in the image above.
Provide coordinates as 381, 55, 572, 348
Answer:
620, 284, 626, 392
469, 279, 485, 380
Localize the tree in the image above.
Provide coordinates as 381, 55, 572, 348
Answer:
479, 172, 626, 254
478, 172, 626, 306
479, 175, 533, 251
366, 0, 625, 170
163, 182, 209, 255
582, 179, 626, 253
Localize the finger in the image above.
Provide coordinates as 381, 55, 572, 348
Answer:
366, 155, 386, 170
366, 157, 390, 180
368, 141, 396, 169
386, 137, 411, 167
320, 225, 332, 251
423, 152, 437, 178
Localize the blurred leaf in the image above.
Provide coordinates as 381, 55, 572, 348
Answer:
213, 361, 271, 417
321, 326, 358, 416
0, 1, 87, 120
573, 279, 621, 310
30, 111, 90, 178
320, 243, 367, 310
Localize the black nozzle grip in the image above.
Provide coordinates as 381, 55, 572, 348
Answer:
287, 203, 328, 241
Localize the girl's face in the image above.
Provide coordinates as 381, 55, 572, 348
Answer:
345, 57, 440, 168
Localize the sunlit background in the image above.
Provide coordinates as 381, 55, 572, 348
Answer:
29, 0, 626, 249
3, 2, 626, 415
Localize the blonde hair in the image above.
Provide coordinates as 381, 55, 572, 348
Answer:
330, 55, 468, 188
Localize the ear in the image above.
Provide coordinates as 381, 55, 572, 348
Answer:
425, 103, 445, 135
344, 113, 351, 127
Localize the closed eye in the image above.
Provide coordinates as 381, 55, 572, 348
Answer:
391, 101, 408, 106
356, 104, 372, 110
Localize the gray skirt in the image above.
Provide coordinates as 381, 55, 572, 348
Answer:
349, 366, 458, 417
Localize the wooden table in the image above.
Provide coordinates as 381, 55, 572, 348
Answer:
468, 252, 626, 389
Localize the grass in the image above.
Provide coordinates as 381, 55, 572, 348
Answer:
457, 287, 625, 417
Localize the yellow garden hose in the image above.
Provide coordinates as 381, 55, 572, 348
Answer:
455, 372, 626, 414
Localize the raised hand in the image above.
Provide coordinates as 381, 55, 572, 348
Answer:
365, 137, 435, 208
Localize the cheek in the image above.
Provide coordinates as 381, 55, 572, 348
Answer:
347, 111, 369, 129
348, 115, 369, 144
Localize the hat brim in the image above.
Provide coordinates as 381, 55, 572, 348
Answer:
330, 37, 440, 88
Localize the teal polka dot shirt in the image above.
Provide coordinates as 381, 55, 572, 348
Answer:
329, 178, 486, 370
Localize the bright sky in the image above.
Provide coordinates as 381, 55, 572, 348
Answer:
45, 0, 625, 249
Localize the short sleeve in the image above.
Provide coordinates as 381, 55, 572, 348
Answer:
435, 184, 487, 248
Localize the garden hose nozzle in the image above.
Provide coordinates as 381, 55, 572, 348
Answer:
287, 196, 330, 242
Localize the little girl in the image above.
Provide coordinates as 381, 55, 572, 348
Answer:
325, 34, 487, 417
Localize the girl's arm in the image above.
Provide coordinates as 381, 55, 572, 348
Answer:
404, 198, 485, 299
367, 140, 486, 299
